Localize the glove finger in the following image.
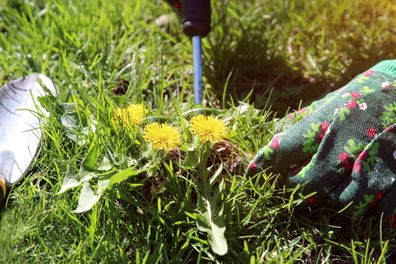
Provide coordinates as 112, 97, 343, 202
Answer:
247, 116, 330, 176
248, 93, 352, 176
328, 125, 396, 219
365, 126, 396, 218
287, 91, 390, 203
247, 69, 386, 177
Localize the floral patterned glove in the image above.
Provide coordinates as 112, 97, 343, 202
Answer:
247, 60, 396, 221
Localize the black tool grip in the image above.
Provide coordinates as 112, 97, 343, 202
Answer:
182, 0, 211, 38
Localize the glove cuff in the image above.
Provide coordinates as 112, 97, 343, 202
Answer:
370, 60, 396, 78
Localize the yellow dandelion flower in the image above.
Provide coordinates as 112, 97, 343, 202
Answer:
143, 122, 181, 151
189, 115, 227, 144
113, 103, 146, 128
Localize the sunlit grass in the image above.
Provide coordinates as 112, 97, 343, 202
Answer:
0, 0, 395, 263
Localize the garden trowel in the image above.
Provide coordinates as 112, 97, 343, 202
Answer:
0, 74, 55, 204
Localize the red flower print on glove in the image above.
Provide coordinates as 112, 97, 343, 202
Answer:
338, 152, 353, 172
363, 70, 375, 77
317, 121, 330, 142
351, 92, 361, 99
358, 150, 368, 160
271, 136, 280, 150
346, 100, 357, 109
353, 150, 367, 173
353, 162, 361, 173
320, 121, 330, 133
367, 127, 377, 138
248, 161, 256, 171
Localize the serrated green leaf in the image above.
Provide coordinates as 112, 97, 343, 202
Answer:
98, 156, 112, 171
82, 135, 99, 171
197, 200, 228, 255
97, 179, 110, 194
108, 167, 146, 188
184, 151, 200, 168
59, 103, 93, 145
72, 182, 101, 213
58, 168, 94, 194
196, 179, 228, 256
58, 174, 81, 194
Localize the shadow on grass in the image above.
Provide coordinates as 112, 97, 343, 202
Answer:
205, 0, 396, 116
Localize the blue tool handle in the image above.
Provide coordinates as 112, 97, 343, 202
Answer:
192, 36, 203, 104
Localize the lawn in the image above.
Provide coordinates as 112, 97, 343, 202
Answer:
0, 0, 396, 263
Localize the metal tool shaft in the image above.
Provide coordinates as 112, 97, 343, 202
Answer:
192, 36, 203, 104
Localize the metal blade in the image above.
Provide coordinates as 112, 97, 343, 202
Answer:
0, 74, 55, 185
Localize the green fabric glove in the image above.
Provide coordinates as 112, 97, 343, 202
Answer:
247, 60, 396, 222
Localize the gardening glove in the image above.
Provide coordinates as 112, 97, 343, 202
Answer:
246, 60, 396, 220
0, 74, 55, 205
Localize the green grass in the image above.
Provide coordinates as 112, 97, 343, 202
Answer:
0, 0, 396, 263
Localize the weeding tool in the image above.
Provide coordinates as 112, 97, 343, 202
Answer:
181, 0, 211, 104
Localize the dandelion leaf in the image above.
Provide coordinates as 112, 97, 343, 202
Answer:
97, 157, 112, 171
81, 135, 99, 172
196, 180, 228, 256
58, 174, 81, 194
184, 151, 200, 169
59, 138, 99, 194
109, 167, 146, 188
58, 167, 94, 194
72, 182, 101, 213
60, 103, 94, 145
